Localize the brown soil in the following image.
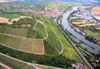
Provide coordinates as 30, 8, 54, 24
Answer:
37, 19, 44, 25
11, 16, 25, 22
0, 17, 13, 24
71, 17, 78, 19
80, 6, 93, 9
79, 24, 96, 27
72, 20, 89, 24
91, 6, 100, 16
96, 28, 100, 30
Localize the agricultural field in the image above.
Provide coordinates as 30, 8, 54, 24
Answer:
0, 34, 44, 54
41, 15, 62, 52
5, 28, 28, 37
24, 65, 35, 69
91, 6, 100, 16
79, 24, 96, 27
35, 22, 46, 38
11, 16, 26, 22
0, 17, 13, 24
80, 6, 93, 9
72, 20, 90, 25
19, 38, 44, 54
46, 17, 80, 61
0, 14, 20, 19
71, 17, 78, 19
85, 30, 100, 40
0, 54, 28, 69
0, 26, 7, 33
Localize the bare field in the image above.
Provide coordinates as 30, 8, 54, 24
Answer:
91, 6, 100, 15
11, 16, 25, 22
21, 24, 31, 27
96, 28, 100, 30
80, 6, 93, 9
71, 17, 78, 19
72, 20, 89, 24
5, 28, 28, 37
79, 24, 96, 27
0, 17, 13, 24
37, 19, 44, 25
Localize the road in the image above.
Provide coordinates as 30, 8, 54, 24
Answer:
45, 17, 64, 55
39, 15, 48, 39
0, 53, 63, 69
0, 62, 12, 69
54, 8, 94, 69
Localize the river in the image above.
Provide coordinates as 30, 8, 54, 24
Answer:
62, 6, 100, 54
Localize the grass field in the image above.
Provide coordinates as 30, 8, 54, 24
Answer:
35, 22, 46, 38
85, 30, 100, 40
41, 15, 62, 52
5, 28, 28, 37
34, 14, 42, 21
0, 26, 7, 33
0, 54, 28, 69
46, 17, 80, 61
0, 14, 20, 19
0, 34, 44, 54
24, 65, 35, 69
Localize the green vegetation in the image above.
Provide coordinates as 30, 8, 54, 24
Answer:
35, 22, 46, 38
0, 45, 76, 68
44, 40, 59, 54
26, 28, 43, 39
41, 15, 62, 52
46, 17, 80, 61
0, 26, 7, 33
0, 14, 20, 19
34, 14, 42, 21
5, 28, 28, 37
24, 65, 35, 69
85, 30, 100, 40
0, 54, 28, 69
0, 34, 44, 54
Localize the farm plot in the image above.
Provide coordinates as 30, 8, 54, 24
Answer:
5, 28, 28, 37
37, 19, 44, 25
0, 26, 7, 33
35, 22, 46, 38
41, 15, 62, 52
46, 17, 80, 61
0, 14, 20, 19
91, 6, 100, 15
79, 24, 96, 27
11, 16, 26, 22
96, 28, 100, 30
72, 20, 90, 25
85, 30, 100, 40
71, 17, 78, 19
0, 17, 13, 24
21, 24, 31, 27
0, 54, 28, 69
19, 38, 44, 54
0, 34, 44, 54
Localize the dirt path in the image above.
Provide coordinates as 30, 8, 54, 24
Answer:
33, 15, 37, 29
39, 15, 48, 39
0, 62, 12, 69
0, 53, 62, 69
45, 17, 64, 55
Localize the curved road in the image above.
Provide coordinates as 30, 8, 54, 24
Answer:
45, 17, 64, 55
39, 15, 48, 39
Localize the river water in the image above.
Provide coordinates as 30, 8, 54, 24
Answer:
62, 6, 100, 54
